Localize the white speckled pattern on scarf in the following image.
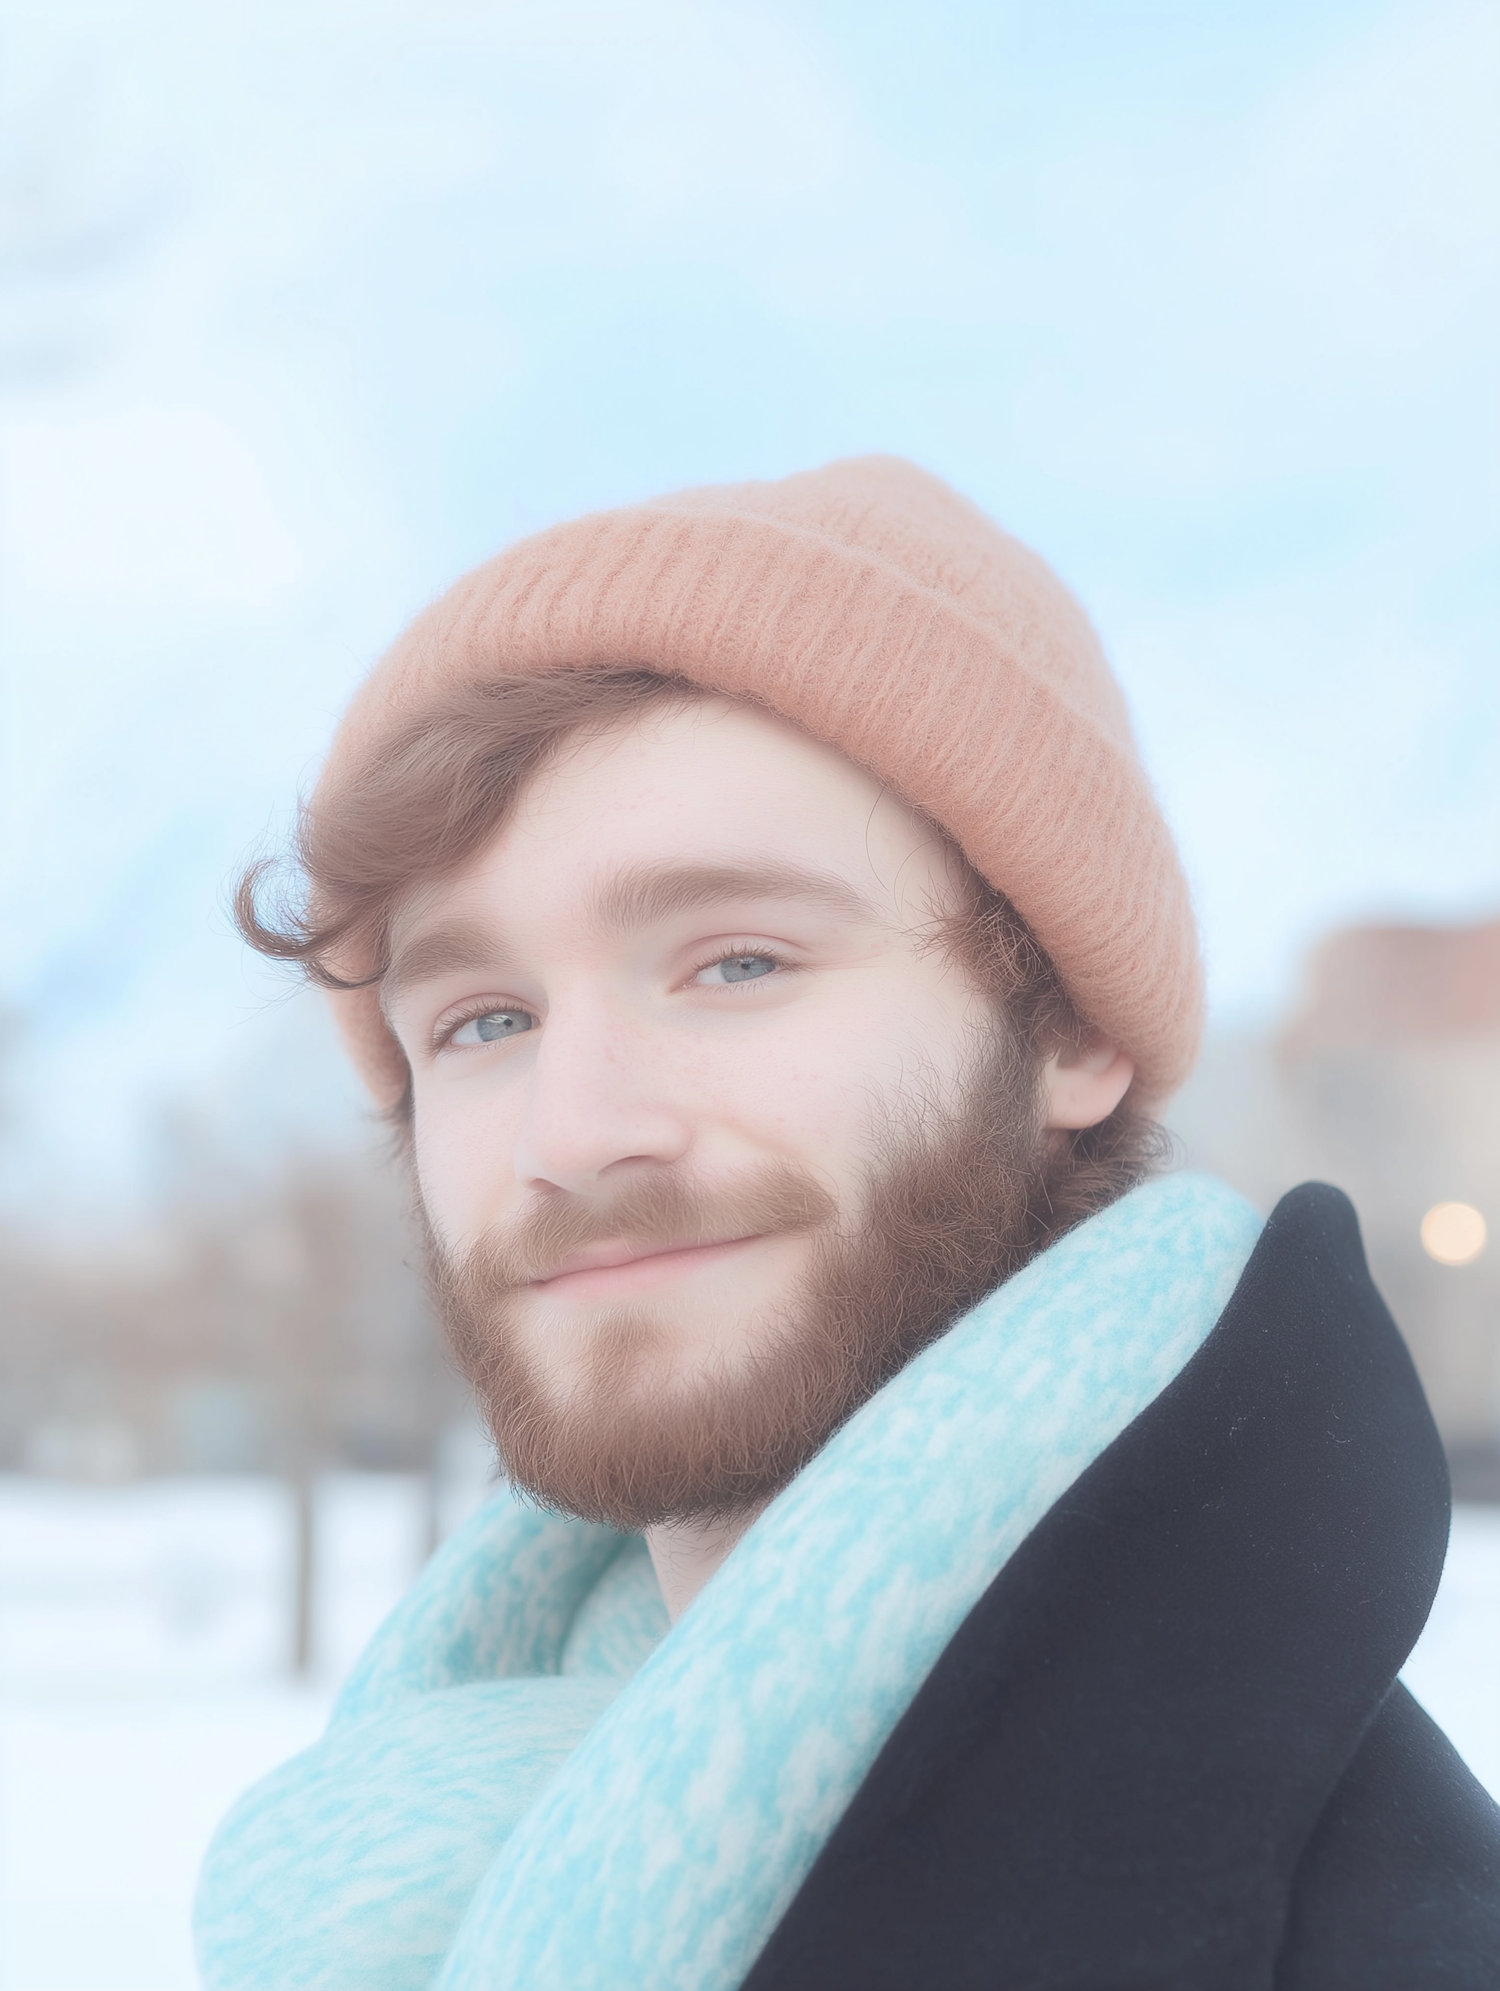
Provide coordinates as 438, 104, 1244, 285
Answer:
195, 1173, 1261, 1990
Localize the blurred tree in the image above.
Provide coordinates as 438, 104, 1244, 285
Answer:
0, 1100, 468, 1673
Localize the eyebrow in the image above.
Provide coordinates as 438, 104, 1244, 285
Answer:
380, 859, 881, 1015
587, 860, 878, 938
381, 922, 500, 1016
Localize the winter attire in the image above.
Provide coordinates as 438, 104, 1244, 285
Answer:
194, 1177, 1500, 1987
202, 460, 1500, 1982
317, 455, 1201, 1110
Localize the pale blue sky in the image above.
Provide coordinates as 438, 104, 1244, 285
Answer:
1, 0, 1496, 1224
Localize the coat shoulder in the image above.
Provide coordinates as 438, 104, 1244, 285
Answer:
744, 1178, 1489, 1988
1279, 1683, 1500, 1988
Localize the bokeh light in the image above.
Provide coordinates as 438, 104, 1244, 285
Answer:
1420, 1202, 1489, 1267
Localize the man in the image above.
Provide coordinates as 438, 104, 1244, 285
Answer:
197, 458, 1500, 1988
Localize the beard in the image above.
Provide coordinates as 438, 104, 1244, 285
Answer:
423, 1027, 1049, 1532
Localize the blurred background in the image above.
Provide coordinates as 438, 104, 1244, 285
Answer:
0, 1, 1496, 1985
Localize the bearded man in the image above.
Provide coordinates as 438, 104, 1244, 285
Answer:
196, 458, 1500, 1989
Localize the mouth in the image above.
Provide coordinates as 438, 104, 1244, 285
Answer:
530, 1234, 766, 1301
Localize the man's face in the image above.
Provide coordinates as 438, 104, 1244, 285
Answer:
382, 698, 1037, 1524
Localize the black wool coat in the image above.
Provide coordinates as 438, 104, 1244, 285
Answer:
742, 1184, 1500, 1988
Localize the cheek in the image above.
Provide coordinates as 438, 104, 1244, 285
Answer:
711, 1041, 847, 1139
411, 1080, 525, 1247
699, 989, 961, 1176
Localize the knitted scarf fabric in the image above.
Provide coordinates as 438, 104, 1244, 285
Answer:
195, 1173, 1262, 1991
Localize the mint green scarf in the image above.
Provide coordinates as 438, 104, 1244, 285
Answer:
196, 1172, 1261, 1990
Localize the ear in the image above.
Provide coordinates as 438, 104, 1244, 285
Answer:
1041, 1035, 1135, 1130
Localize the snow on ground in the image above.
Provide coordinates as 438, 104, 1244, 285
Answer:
1, 1480, 1497, 1991
0, 1474, 437, 1991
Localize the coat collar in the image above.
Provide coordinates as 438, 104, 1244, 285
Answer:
745, 1183, 1452, 1989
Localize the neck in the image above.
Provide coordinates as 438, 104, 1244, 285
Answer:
645, 1507, 764, 1622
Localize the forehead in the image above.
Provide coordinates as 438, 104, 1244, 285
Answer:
524, 695, 892, 848
403, 697, 943, 924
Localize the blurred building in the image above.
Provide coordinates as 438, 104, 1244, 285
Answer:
1170, 916, 1500, 1493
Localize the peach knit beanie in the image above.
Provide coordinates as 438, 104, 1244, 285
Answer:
319, 456, 1202, 1106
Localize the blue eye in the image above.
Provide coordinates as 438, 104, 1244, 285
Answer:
478, 1011, 532, 1039
451, 1009, 534, 1046
705, 954, 776, 984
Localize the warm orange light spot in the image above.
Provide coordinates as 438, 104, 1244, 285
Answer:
1420, 1202, 1488, 1267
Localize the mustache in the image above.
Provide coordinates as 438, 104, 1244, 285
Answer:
444, 1161, 841, 1293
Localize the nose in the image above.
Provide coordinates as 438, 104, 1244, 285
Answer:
511, 1001, 692, 1195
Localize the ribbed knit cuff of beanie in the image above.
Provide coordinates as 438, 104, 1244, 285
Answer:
314, 456, 1203, 1110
